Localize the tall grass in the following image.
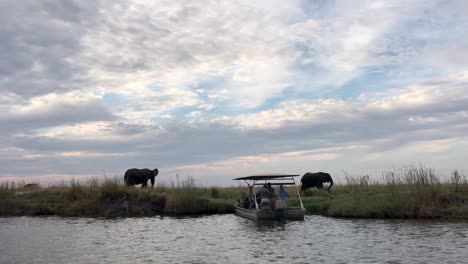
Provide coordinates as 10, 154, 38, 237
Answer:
0, 175, 240, 217
1, 167, 467, 219
313, 165, 468, 219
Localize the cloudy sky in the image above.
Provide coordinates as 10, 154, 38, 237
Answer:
1, 0, 468, 185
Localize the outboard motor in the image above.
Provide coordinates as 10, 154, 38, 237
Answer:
260, 198, 270, 210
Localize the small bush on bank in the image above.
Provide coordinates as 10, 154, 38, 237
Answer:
210, 187, 220, 198
100, 179, 127, 201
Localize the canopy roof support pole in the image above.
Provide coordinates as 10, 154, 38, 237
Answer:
244, 180, 259, 211
293, 177, 304, 210
252, 180, 259, 211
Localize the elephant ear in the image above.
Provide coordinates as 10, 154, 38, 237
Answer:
153, 168, 159, 176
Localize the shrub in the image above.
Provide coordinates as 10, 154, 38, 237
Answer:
210, 187, 220, 198
100, 179, 127, 201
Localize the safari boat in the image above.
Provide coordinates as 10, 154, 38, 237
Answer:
233, 174, 305, 221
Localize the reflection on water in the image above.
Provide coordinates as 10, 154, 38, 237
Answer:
1, 215, 467, 264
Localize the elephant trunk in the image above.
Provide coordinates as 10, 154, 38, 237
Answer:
327, 177, 334, 191
151, 168, 159, 188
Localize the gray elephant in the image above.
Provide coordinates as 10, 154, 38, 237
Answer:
24, 183, 40, 189
300, 172, 334, 195
124, 168, 159, 188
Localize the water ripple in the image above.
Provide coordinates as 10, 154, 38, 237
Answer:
1, 215, 468, 263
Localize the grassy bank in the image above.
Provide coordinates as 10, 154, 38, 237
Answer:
1, 166, 468, 219
291, 167, 468, 219
0, 178, 240, 217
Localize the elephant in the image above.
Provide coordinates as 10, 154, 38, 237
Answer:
300, 172, 333, 195
24, 183, 39, 189
124, 168, 159, 188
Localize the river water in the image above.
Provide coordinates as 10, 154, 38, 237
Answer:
1, 215, 467, 264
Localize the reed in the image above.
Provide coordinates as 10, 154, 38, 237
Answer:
305, 165, 468, 219
0, 176, 239, 217
1, 166, 467, 219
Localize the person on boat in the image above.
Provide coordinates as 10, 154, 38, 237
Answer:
267, 182, 276, 210
257, 185, 271, 209
275, 184, 288, 220
279, 184, 289, 201
256, 184, 268, 198
267, 182, 275, 198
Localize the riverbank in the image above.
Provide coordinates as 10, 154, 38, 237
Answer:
1, 167, 467, 219
298, 167, 468, 219
299, 185, 468, 219
0, 179, 237, 217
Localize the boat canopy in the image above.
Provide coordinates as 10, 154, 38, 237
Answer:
232, 173, 300, 181
233, 174, 301, 186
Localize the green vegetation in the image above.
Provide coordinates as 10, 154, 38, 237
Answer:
0, 177, 240, 217
288, 166, 468, 219
1, 166, 468, 219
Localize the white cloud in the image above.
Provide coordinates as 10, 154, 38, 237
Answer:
222, 75, 468, 130
2, 1, 468, 183
197, 104, 215, 111
5, 75, 465, 179
186, 111, 202, 118
70, 0, 302, 109
114, 88, 199, 120
0, 91, 114, 135
402, 139, 455, 154
12, 91, 100, 116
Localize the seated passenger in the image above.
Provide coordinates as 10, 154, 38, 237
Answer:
257, 185, 271, 209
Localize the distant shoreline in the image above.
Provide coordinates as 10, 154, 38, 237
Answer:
2, 183, 468, 220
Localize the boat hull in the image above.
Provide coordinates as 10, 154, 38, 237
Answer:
234, 204, 305, 221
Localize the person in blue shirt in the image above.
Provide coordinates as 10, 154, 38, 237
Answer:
276, 184, 289, 221
279, 184, 289, 201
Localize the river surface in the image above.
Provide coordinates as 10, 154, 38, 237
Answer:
1, 215, 467, 264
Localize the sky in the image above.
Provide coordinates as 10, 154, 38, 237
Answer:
1, 0, 468, 185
